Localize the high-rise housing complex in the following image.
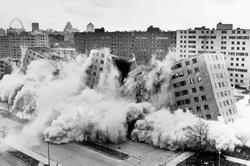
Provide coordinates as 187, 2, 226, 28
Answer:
176, 22, 250, 90
170, 53, 238, 123
74, 26, 176, 65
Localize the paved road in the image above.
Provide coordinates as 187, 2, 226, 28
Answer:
0, 152, 27, 166
0, 115, 130, 166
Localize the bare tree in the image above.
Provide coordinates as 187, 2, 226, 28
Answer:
184, 118, 213, 152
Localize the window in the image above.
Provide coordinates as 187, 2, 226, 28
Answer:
204, 105, 209, 110
194, 97, 199, 102
192, 58, 197, 64
199, 86, 204, 91
196, 106, 201, 112
192, 88, 197, 93
201, 95, 207, 101
185, 61, 190, 66
197, 76, 202, 82
194, 67, 200, 73
206, 114, 211, 119
190, 78, 195, 84
187, 69, 192, 75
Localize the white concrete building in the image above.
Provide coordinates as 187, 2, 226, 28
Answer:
170, 53, 238, 123
176, 23, 250, 90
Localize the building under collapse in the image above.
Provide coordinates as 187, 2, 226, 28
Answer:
85, 49, 136, 89
20, 47, 76, 73
124, 53, 238, 123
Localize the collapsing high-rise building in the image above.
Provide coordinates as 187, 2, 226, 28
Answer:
170, 53, 238, 123
85, 48, 136, 89
124, 53, 238, 123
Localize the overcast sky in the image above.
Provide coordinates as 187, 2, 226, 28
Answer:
0, 0, 249, 31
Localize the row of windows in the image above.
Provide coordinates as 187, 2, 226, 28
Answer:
176, 98, 190, 105
231, 57, 245, 61
212, 73, 227, 80
210, 64, 225, 70
230, 79, 244, 83
192, 105, 209, 112
175, 86, 205, 97
228, 52, 248, 56
222, 41, 246, 45
230, 63, 245, 67
217, 90, 231, 99
230, 73, 244, 77
214, 81, 228, 88
228, 68, 247, 72
219, 99, 233, 107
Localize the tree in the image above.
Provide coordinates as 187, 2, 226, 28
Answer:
184, 118, 214, 152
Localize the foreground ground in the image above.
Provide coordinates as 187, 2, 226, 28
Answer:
0, 102, 248, 166
0, 102, 185, 166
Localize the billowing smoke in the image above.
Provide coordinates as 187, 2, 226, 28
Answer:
1, 48, 250, 154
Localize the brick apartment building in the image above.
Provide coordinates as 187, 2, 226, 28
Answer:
74, 26, 176, 65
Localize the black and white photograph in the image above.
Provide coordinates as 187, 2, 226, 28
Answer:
0, 0, 250, 165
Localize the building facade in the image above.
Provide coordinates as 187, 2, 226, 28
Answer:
74, 26, 176, 65
170, 53, 238, 123
0, 31, 49, 62
176, 23, 250, 89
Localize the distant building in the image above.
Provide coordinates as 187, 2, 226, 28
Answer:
0, 31, 49, 63
32, 23, 39, 32
47, 32, 64, 47
86, 23, 94, 32
94, 27, 105, 33
64, 22, 73, 32
176, 22, 250, 90
0, 59, 12, 79
170, 53, 238, 123
0, 28, 5, 36
85, 49, 113, 88
21, 47, 73, 72
74, 26, 176, 65
63, 22, 79, 33
51, 47, 76, 59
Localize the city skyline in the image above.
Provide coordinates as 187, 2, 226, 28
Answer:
0, 0, 250, 31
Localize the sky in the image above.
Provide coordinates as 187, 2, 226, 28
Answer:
0, 0, 249, 32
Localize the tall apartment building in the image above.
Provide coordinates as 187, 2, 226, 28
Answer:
74, 26, 176, 65
0, 31, 49, 62
171, 53, 238, 123
176, 23, 250, 89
